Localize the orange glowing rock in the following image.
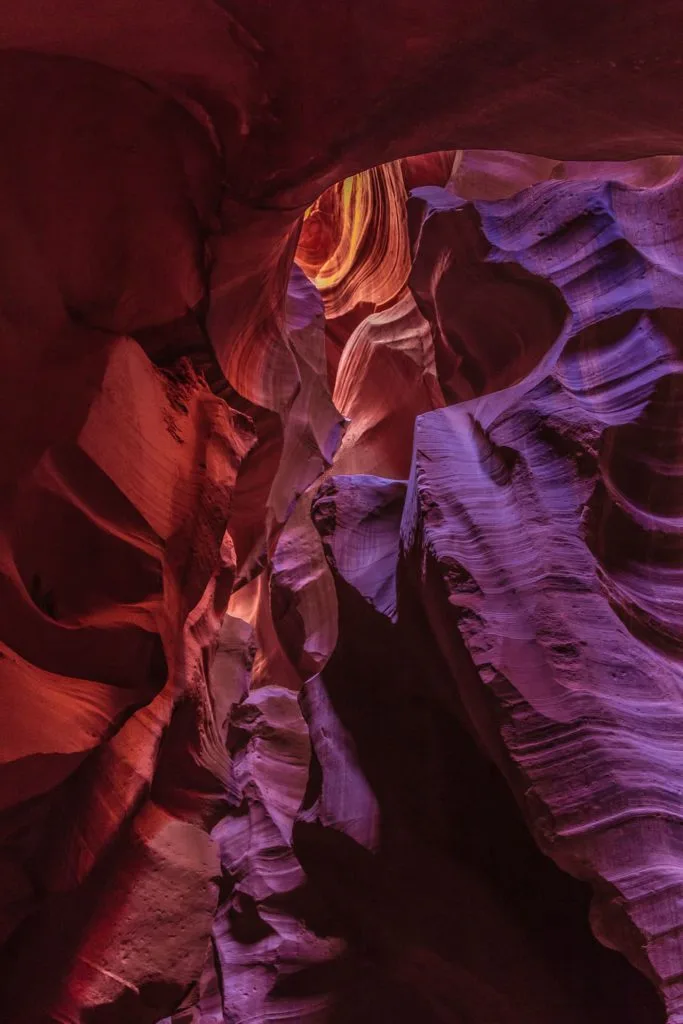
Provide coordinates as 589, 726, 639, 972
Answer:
296, 161, 411, 318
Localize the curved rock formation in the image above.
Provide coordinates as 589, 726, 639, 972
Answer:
1, 5, 683, 1023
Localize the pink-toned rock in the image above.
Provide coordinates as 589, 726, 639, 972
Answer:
1, 4, 683, 1021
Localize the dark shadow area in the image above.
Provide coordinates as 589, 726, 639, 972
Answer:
282, 571, 665, 1023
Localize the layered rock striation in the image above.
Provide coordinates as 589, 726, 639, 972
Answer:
1, 6, 683, 1022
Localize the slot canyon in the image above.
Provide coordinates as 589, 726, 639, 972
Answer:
1, 3, 683, 1022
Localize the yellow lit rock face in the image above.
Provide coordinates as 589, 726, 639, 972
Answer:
296, 160, 411, 318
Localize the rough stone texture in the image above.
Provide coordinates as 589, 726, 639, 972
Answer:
1, 5, 683, 1023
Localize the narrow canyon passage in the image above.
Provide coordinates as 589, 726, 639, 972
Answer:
0, 5, 682, 1023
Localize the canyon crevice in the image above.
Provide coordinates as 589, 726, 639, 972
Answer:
1, 5, 683, 1022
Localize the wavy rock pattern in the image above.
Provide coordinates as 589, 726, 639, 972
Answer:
0, 339, 252, 1022
2, 6, 683, 1023
296, 161, 411, 319
401, 170, 683, 1020
157, 159, 683, 1024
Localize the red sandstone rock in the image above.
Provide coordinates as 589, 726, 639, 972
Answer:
1, 4, 683, 1022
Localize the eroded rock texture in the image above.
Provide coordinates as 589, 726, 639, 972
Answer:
1, 5, 683, 1023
